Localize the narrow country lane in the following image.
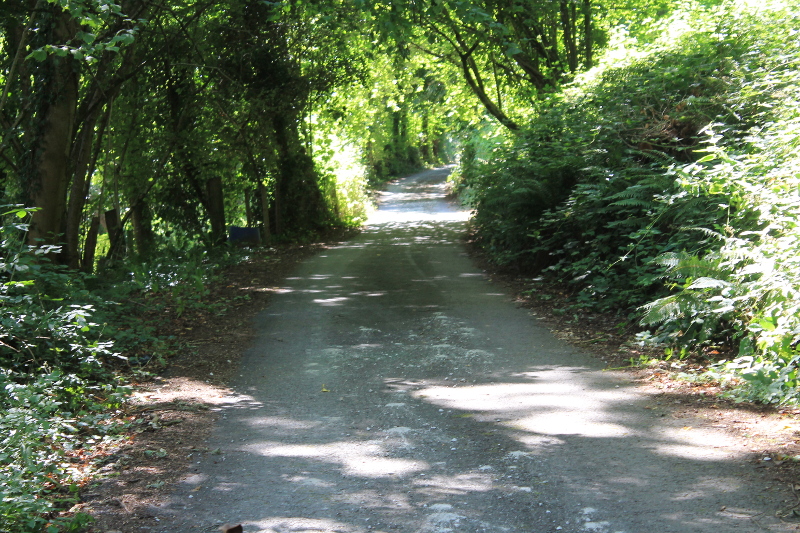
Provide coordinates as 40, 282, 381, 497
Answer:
152, 168, 791, 533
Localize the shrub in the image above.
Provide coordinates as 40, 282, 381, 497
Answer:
463, 0, 800, 402
0, 206, 128, 531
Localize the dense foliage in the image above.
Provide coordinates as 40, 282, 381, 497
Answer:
0, 207, 126, 531
0, 207, 246, 531
461, 0, 800, 403
4, 0, 800, 528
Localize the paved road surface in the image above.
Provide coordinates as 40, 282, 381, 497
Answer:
152, 168, 791, 533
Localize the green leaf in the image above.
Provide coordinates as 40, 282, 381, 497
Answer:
117, 32, 135, 46
757, 318, 777, 332
0, 207, 31, 218
77, 31, 96, 44
27, 49, 47, 61
505, 43, 523, 56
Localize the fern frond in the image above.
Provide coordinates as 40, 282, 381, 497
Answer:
656, 252, 682, 268
687, 277, 730, 290
654, 252, 726, 278
631, 149, 675, 163
609, 198, 654, 208
680, 226, 725, 241
640, 295, 684, 325
639, 290, 707, 326
608, 185, 658, 200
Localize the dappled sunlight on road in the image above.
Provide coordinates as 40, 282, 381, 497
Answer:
169, 375, 770, 533
412, 471, 495, 495
651, 426, 741, 460
241, 439, 428, 478
414, 379, 635, 439
312, 296, 350, 306
366, 211, 471, 225
408, 370, 745, 458
241, 415, 322, 432
333, 488, 414, 511
152, 169, 791, 533
367, 172, 467, 220
365, 168, 470, 227
247, 516, 363, 533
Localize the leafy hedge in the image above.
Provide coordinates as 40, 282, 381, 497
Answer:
462, 0, 800, 403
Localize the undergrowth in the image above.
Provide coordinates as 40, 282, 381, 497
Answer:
0, 207, 248, 531
462, 0, 800, 404
0, 207, 127, 531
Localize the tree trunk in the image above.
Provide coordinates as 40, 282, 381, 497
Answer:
244, 188, 253, 227
560, 1, 579, 73
510, 52, 548, 90
459, 50, 520, 131
104, 207, 125, 263
206, 176, 226, 245
420, 112, 431, 164
391, 109, 403, 173
273, 173, 283, 236
583, 0, 593, 68
63, 100, 112, 267
259, 181, 271, 244
26, 8, 79, 249
81, 215, 100, 273
130, 201, 154, 258
272, 113, 326, 236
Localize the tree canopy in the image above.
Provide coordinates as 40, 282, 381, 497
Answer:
0, 0, 618, 268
